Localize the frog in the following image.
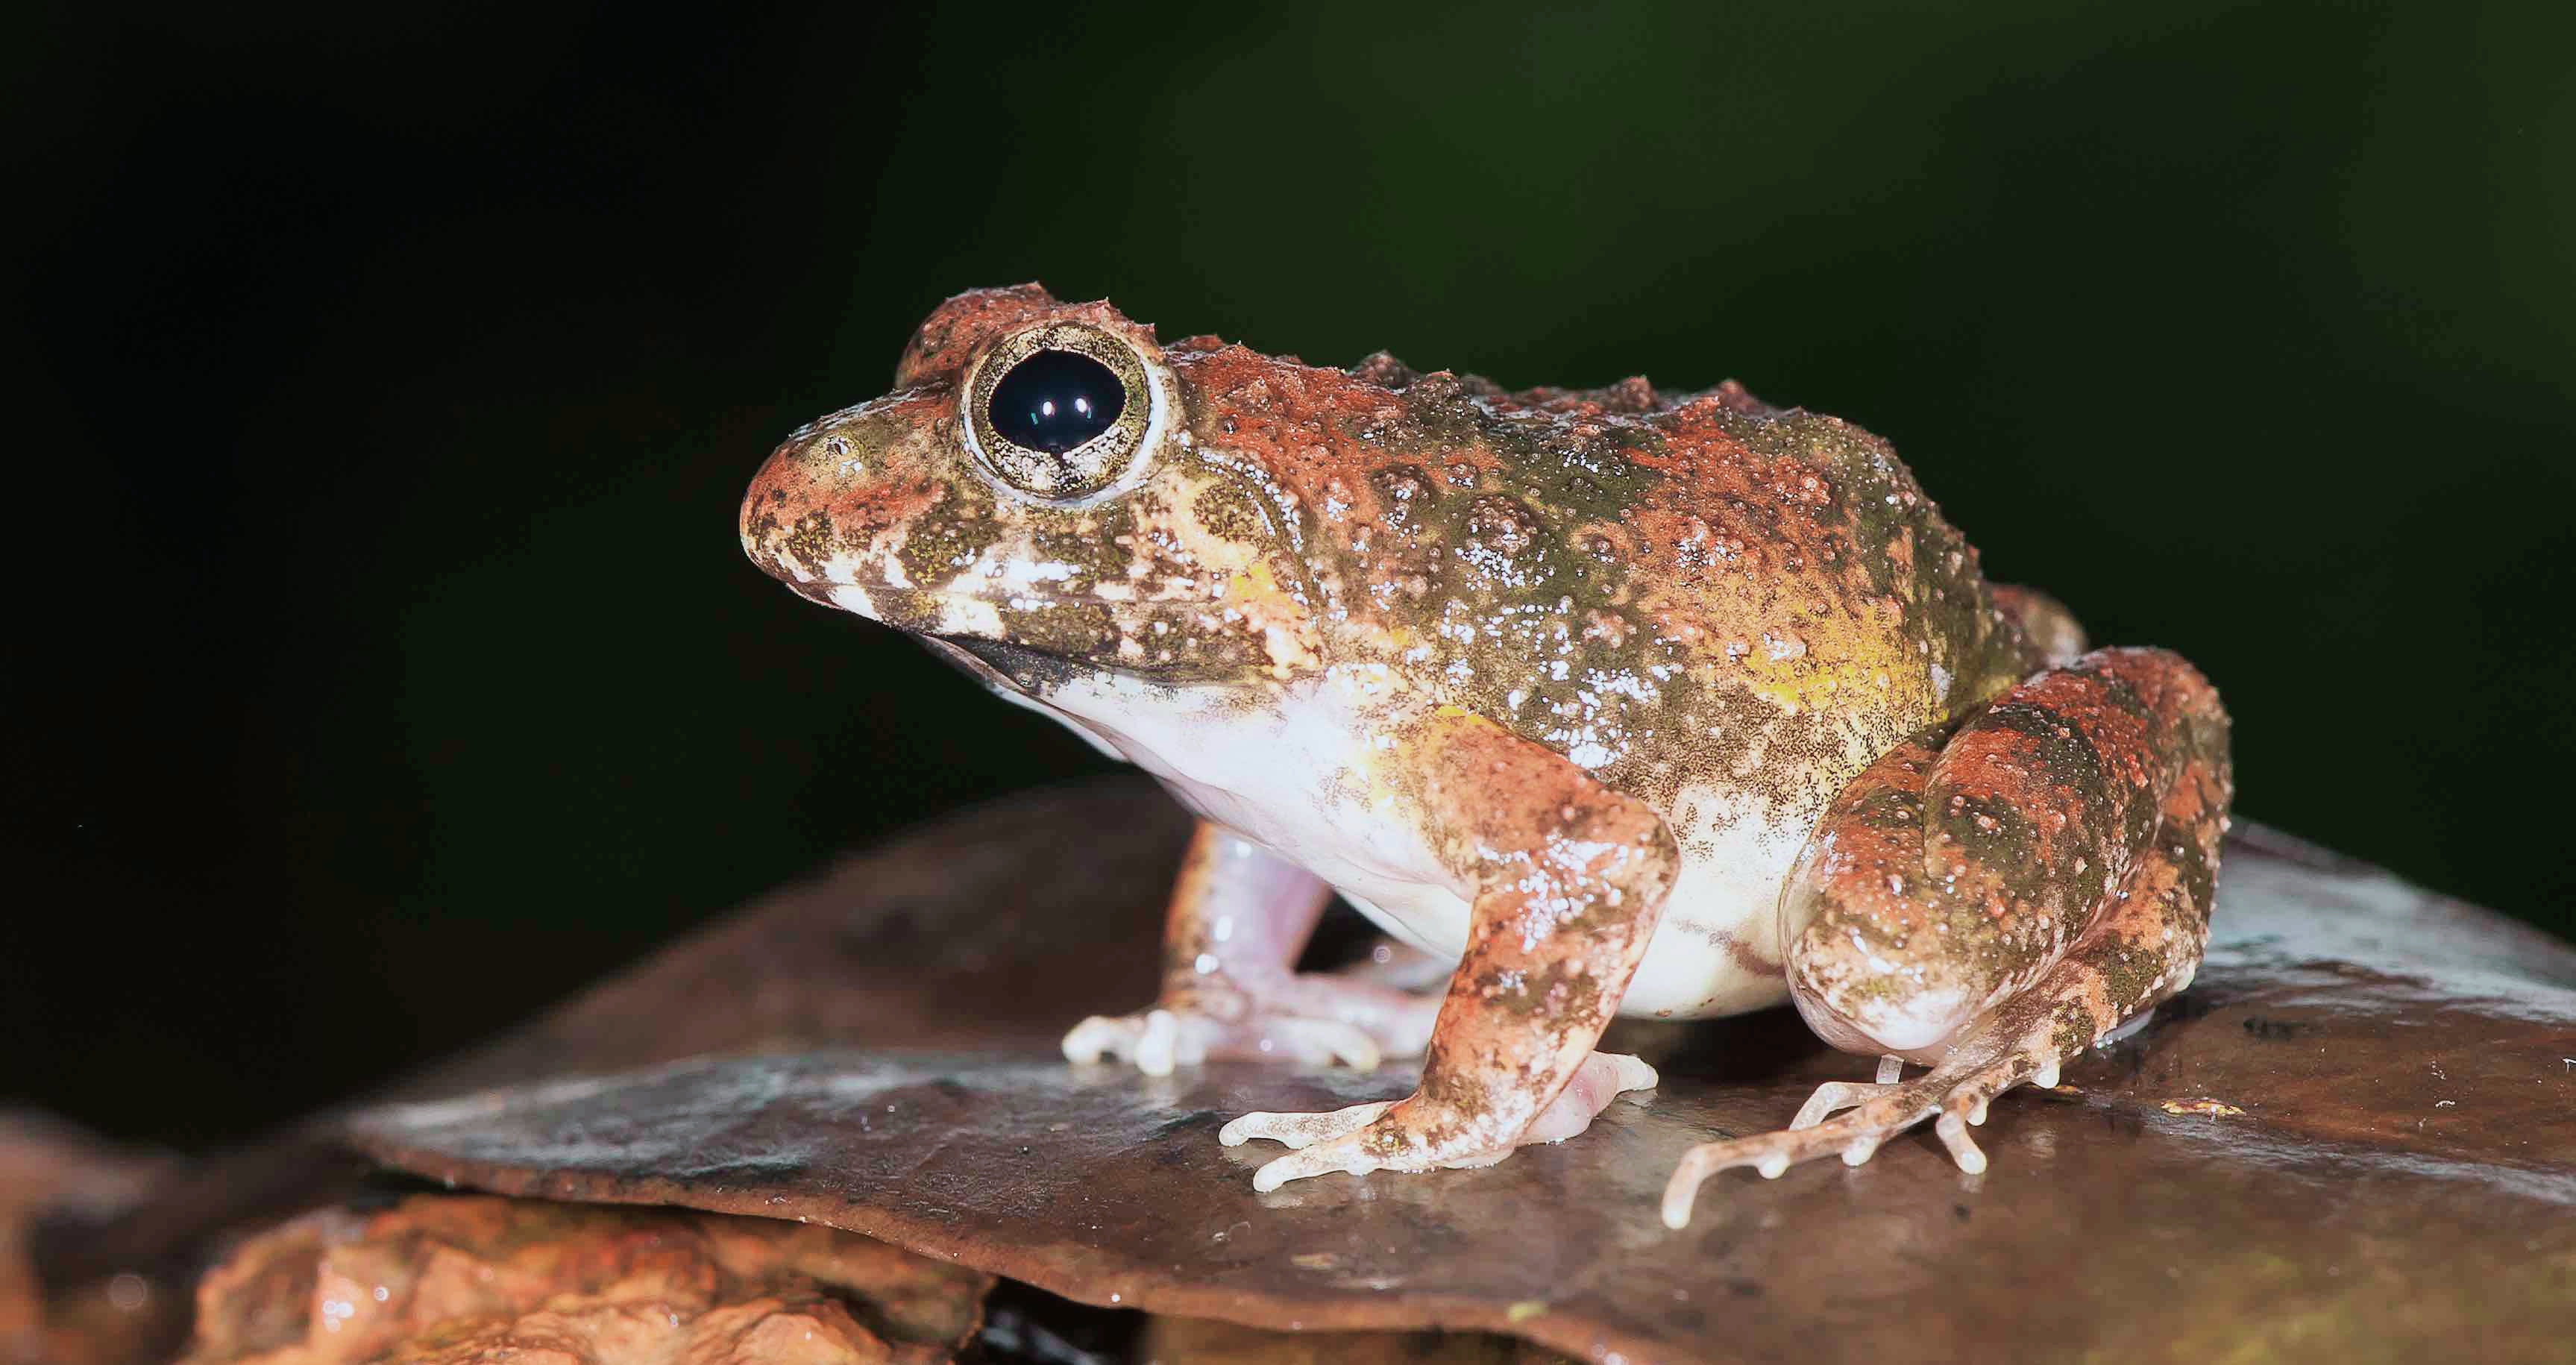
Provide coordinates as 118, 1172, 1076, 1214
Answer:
737, 285, 2233, 1228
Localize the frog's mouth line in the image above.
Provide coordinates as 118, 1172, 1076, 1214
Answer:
915, 634, 1072, 692
826, 581, 1102, 635
832, 580, 1269, 685
918, 628, 1275, 691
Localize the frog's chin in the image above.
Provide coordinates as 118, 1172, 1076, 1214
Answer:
905, 637, 1131, 762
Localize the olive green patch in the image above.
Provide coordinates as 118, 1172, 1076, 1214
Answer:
1193, 481, 1267, 540
1028, 506, 1136, 590
892, 494, 1004, 586
998, 602, 1119, 659
1369, 464, 1436, 526
2096, 932, 2176, 1013
2052, 1007, 2097, 1059
782, 510, 836, 580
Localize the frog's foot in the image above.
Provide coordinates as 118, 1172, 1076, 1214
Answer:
1662, 978, 2182, 1224
1222, 1052, 1657, 1191
1659, 1040, 2055, 1228
1061, 976, 1439, 1078
1660, 990, 2187, 1227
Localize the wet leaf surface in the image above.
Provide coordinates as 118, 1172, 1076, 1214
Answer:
345, 784, 2576, 1364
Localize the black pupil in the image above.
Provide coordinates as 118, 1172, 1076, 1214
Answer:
989, 349, 1125, 454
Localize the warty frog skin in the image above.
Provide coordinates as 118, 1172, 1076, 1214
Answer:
738, 286, 2232, 1227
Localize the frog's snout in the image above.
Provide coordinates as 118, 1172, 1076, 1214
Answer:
738, 426, 901, 602
741, 386, 964, 586
736, 432, 823, 589
737, 409, 973, 641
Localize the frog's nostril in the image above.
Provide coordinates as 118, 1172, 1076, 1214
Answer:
814, 433, 864, 477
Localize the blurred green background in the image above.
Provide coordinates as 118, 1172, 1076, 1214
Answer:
10, 2, 2572, 1146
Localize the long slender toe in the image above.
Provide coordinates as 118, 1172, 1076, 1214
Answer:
1935, 1108, 1988, 1173
1220, 1100, 1392, 1150
1790, 1080, 1894, 1129
1523, 1052, 1662, 1144
1133, 1008, 1181, 1076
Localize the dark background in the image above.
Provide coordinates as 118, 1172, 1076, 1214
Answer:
10, 3, 2572, 1150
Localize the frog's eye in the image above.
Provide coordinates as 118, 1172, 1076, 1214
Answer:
964, 323, 1155, 502
990, 350, 1122, 452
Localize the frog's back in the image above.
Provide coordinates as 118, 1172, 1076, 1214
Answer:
1255, 358, 2036, 810
1212, 359, 2043, 1016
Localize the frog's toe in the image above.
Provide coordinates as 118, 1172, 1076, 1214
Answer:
1246, 1137, 1380, 1192
1232, 1108, 1514, 1193
1245, 1132, 1511, 1193
1519, 1051, 1659, 1143
1770, 1053, 1911, 1130
1061, 1008, 1386, 1076
1061, 1009, 1199, 1076
1219, 1099, 1392, 1152
1262, 1017, 1386, 1070
1659, 1104, 1917, 1228
1788, 1079, 1900, 1130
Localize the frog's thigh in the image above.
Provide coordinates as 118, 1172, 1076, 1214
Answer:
1662, 648, 2231, 1227
1782, 647, 2231, 1058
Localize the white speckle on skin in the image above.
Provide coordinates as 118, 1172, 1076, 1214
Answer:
934, 595, 1008, 638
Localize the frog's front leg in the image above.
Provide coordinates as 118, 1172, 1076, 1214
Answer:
1062, 821, 1439, 1076
1662, 647, 2231, 1227
1221, 715, 1677, 1190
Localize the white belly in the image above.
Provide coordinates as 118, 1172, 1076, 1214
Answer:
980, 659, 1799, 1021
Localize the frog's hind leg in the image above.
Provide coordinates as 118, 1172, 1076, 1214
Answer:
1989, 583, 2087, 666
1662, 647, 2231, 1228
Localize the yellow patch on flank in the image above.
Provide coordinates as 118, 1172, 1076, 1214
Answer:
1736, 621, 1932, 719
